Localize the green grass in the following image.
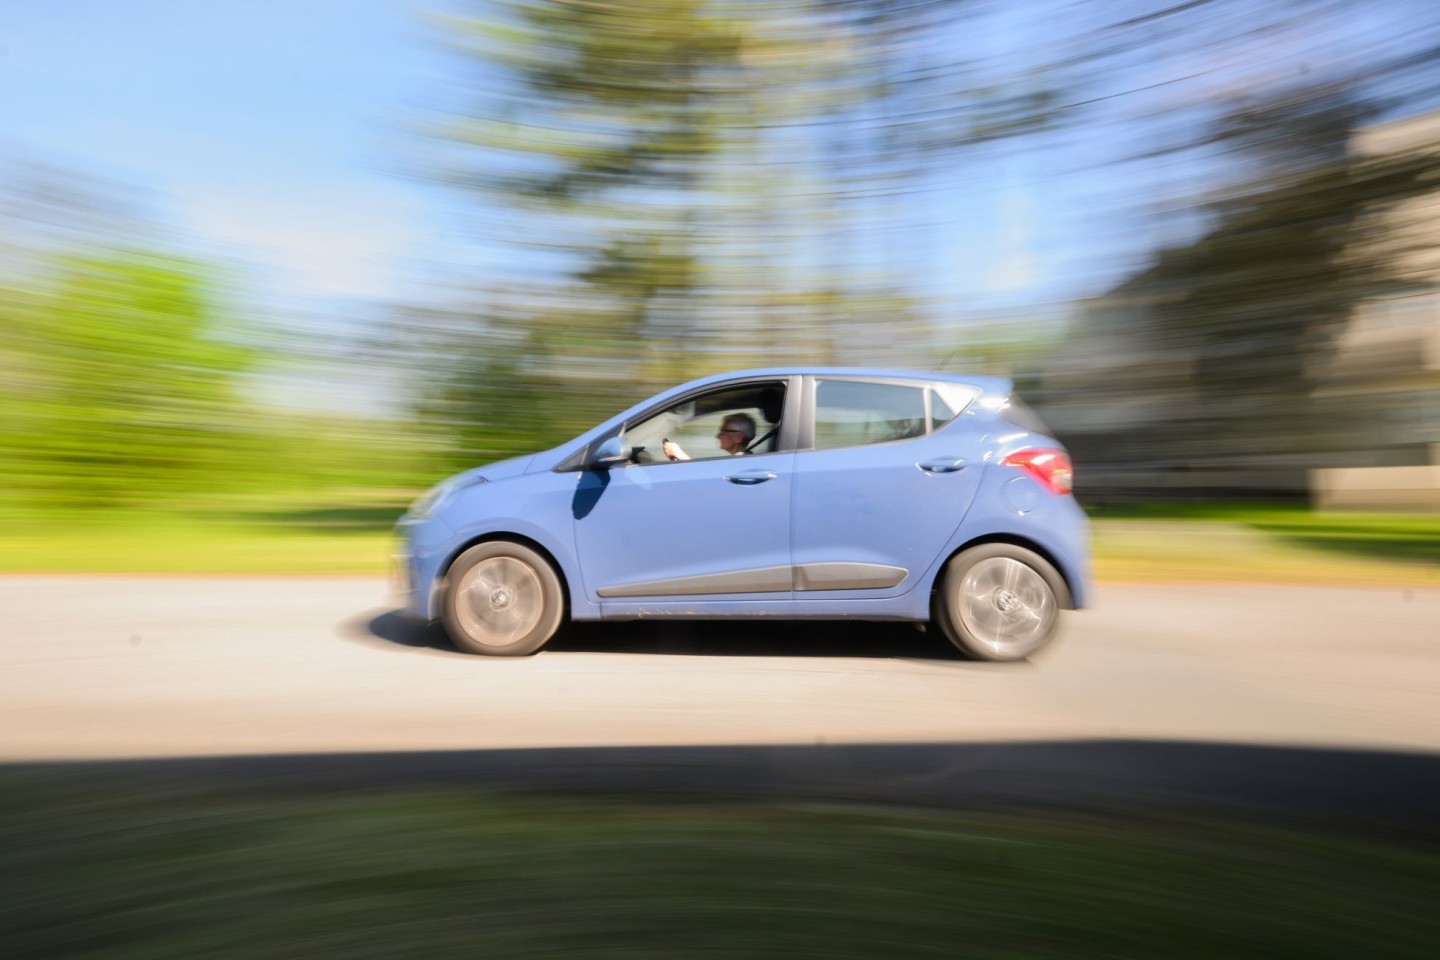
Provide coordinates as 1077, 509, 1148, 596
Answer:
0, 496, 1435, 584
2, 774, 1436, 959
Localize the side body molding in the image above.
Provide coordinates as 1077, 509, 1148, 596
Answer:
596, 562, 907, 598
793, 562, 906, 591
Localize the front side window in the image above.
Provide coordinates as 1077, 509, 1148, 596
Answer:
813, 380, 926, 450
623, 381, 785, 463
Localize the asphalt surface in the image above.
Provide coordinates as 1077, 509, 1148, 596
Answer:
3, 577, 1438, 824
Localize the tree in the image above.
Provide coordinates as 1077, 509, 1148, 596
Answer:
406, 0, 1063, 466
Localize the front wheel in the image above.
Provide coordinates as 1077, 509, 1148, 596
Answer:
443, 541, 564, 656
934, 544, 1070, 661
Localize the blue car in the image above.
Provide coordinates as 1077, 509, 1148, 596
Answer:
396, 368, 1090, 661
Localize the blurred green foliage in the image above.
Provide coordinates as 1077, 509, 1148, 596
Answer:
1, 246, 429, 509
2, 250, 253, 506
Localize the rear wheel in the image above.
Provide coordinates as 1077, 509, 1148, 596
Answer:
934, 544, 1069, 661
443, 541, 564, 656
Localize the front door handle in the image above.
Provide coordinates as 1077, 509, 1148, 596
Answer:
919, 457, 968, 473
725, 469, 778, 485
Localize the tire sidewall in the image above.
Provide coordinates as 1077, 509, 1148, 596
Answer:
443, 541, 564, 656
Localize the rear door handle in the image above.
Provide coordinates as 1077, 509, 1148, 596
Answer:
725, 469, 778, 485
919, 457, 968, 473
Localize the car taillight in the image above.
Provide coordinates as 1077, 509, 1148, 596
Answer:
1001, 448, 1073, 495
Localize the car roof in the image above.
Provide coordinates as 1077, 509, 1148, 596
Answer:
674, 367, 1014, 398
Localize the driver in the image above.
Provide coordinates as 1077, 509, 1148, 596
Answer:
663, 413, 755, 461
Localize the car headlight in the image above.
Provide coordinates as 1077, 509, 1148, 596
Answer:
406, 475, 487, 520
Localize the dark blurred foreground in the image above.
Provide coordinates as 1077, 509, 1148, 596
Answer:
5, 742, 1438, 958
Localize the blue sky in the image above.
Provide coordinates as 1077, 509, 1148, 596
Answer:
4, 0, 1433, 326
1, 0, 445, 300
1, 0, 1108, 318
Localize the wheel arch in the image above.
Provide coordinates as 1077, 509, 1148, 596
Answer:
437, 532, 574, 622
935, 534, 1078, 610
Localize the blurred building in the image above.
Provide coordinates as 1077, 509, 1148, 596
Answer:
1038, 108, 1440, 509
1311, 109, 1440, 509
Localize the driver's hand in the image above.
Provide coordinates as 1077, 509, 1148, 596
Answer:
662, 439, 689, 461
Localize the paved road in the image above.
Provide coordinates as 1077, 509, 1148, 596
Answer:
2, 577, 1436, 762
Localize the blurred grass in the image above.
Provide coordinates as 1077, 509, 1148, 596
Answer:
1089, 504, 1440, 586
0, 495, 408, 575
0, 496, 1434, 584
2, 774, 1436, 959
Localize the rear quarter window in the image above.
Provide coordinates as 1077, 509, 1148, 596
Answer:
999, 395, 1055, 437
930, 383, 981, 430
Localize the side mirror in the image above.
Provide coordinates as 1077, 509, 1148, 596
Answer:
590, 436, 632, 468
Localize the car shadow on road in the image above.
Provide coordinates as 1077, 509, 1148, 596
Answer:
357, 609, 972, 662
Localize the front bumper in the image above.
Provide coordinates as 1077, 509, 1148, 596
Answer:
393, 516, 455, 621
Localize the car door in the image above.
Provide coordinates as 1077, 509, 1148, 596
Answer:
789, 376, 987, 597
573, 379, 796, 603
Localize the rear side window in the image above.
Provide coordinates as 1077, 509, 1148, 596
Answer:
814, 380, 926, 450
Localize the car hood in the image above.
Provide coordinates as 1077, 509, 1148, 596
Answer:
467, 454, 535, 482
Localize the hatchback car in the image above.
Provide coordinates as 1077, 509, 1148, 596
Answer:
396, 368, 1089, 661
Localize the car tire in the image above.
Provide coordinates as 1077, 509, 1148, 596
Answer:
934, 543, 1070, 662
443, 541, 565, 656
